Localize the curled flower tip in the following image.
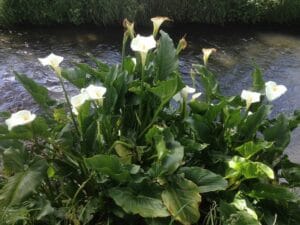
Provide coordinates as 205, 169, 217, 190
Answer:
191, 92, 202, 101
5, 110, 36, 131
151, 16, 172, 37
202, 48, 217, 66
123, 18, 135, 39
241, 90, 261, 109
38, 53, 64, 69
265, 81, 287, 101
176, 35, 187, 54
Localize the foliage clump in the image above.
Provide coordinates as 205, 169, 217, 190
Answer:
0, 18, 300, 225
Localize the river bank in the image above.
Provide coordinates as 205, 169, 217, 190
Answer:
1, 0, 300, 27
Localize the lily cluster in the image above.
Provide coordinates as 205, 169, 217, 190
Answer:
71, 84, 107, 115
241, 81, 287, 109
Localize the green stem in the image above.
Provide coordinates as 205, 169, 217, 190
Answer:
138, 102, 164, 139
57, 75, 80, 137
121, 34, 128, 70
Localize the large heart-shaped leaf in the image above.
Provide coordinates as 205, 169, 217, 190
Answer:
84, 154, 130, 182
235, 141, 273, 159
179, 167, 228, 193
162, 175, 201, 225
155, 30, 178, 81
0, 159, 47, 207
3, 147, 28, 174
228, 156, 274, 180
245, 183, 298, 202
109, 187, 169, 218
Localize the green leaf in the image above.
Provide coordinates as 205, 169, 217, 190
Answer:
235, 141, 273, 159
150, 129, 184, 177
3, 147, 28, 174
179, 167, 227, 193
0, 159, 47, 207
281, 157, 300, 187
61, 67, 89, 88
32, 117, 49, 138
15, 72, 55, 110
194, 65, 220, 102
84, 154, 130, 182
109, 187, 170, 218
228, 156, 274, 180
155, 30, 178, 81
162, 175, 201, 225
245, 183, 298, 202
264, 114, 290, 149
149, 75, 183, 104
76, 63, 106, 82
251, 66, 265, 92
219, 201, 260, 225
239, 105, 271, 140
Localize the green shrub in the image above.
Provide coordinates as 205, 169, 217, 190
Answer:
1, 0, 300, 26
0, 18, 300, 225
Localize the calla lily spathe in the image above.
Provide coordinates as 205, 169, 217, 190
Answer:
151, 16, 171, 36
38, 53, 64, 69
5, 110, 36, 131
265, 81, 287, 101
202, 48, 216, 66
173, 85, 196, 102
131, 35, 156, 53
71, 93, 88, 115
241, 90, 261, 109
84, 84, 107, 101
131, 34, 156, 66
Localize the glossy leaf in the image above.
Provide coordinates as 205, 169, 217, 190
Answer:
162, 175, 201, 225
61, 67, 89, 88
0, 159, 47, 207
239, 105, 271, 139
109, 187, 170, 218
84, 154, 130, 182
3, 147, 28, 174
245, 183, 298, 202
264, 114, 290, 149
155, 30, 178, 81
228, 156, 274, 180
235, 141, 273, 159
179, 167, 228, 193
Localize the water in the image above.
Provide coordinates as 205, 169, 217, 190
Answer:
0, 25, 299, 162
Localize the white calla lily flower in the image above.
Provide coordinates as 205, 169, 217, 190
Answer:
191, 92, 202, 101
202, 48, 216, 66
265, 81, 287, 101
5, 110, 36, 131
241, 90, 261, 109
173, 85, 196, 102
151, 16, 171, 36
71, 93, 88, 115
38, 53, 64, 69
131, 34, 156, 53
131, 34, 156, 66
84, 84, 107, 101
